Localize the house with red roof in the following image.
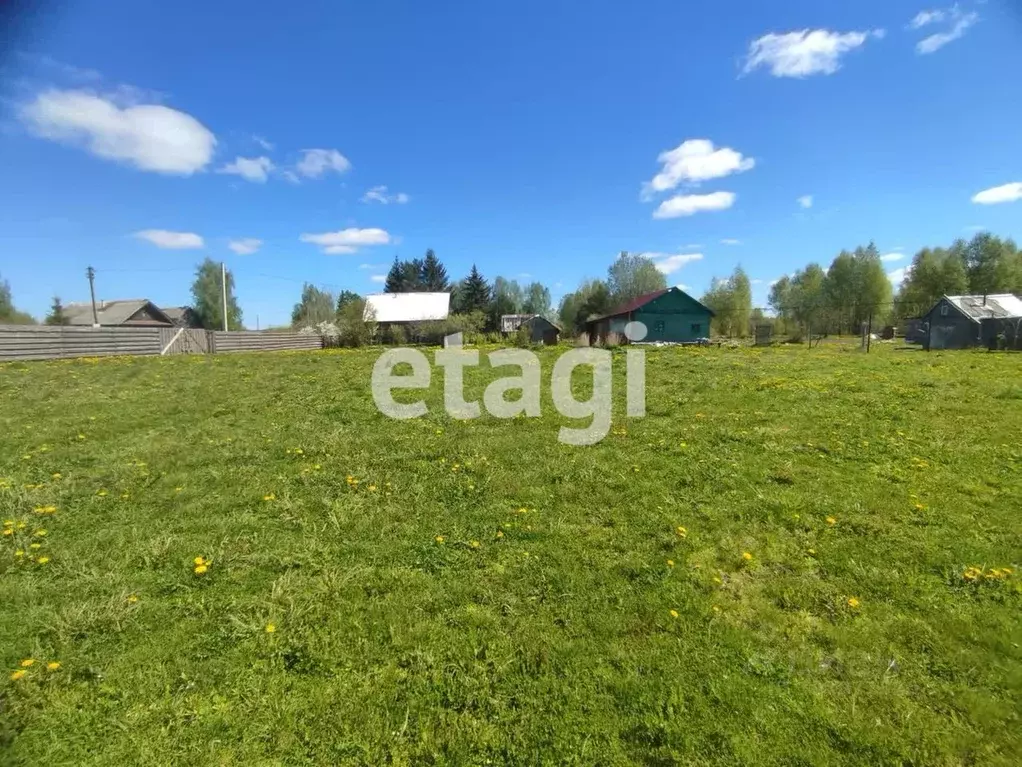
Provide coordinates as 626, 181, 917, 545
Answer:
585, 287, 714, 345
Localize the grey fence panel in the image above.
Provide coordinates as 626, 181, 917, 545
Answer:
0, 325, 164, 361
0, 325, 324, 362
211, 331, 323, 353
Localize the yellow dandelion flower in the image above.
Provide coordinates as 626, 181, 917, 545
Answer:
2, 529, 11, 536
847, 597, 860, 609
368, 484, 377, 492
97, 490, 107, 497
669, 609, 679, 619
194, 564, 208, 575
15, 550, 24, 557
742, 552, 753, 561
52, 473, 62, 479
35, 530, 46, 537
174, 487, 183, 492
470, 540, 481, 549
435, 536, 445, 544
265, 623, 276, 634
20, 659, 35, 668
30, 543, 41, 550
194, 556, 206, 565
676, 526, 687, 538
127, 594, 139, 604
807, 548, 816, 556
712, 605, 721, 613
262, 493, 275, 501
10, 670, 26, 681
46, 661, 60, 671
666, 559, 675, 567
826, 516, 837, 525
37, 556, 50, 564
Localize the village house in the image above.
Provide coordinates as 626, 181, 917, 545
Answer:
500, 314, 561, 345
586, 287, 714, 345
922, 294, 1022, 350
64, 299, 175, 328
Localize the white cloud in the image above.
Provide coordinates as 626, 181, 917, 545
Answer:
228, 238, 262, 255
252, 135, 274, 151
720, 238, 742, 245
888, 266, 911, 285
300, 227, 391, 254
362, 185, 410, 204
797, 194, 814, 208
653, 191, 736, 219
644, 139, 753, 197
880, 252, 905, 262
642, 252, 705, 275
218, 156, 274, 183
743, 29, 881, 78
20, 89, 215, 174
295, 148, 351, 178
916, 10, 978, 54
359, 263, 385, 270
971, 182, 1022, 205
370, 274, 387, 283
910, 9, 946, 29
135, 229, 204, 249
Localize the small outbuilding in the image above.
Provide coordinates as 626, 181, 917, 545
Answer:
501, 314, 561, 345
586, 287, 714, 345
922, 294, 1022, 350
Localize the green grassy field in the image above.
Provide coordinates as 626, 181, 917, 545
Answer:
2, 344, 1020, 765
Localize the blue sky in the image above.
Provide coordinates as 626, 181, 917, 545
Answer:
1, 0, 1020, 327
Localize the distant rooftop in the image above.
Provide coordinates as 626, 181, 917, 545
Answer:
944, 294, 1022, 322
364, 292, 451, 323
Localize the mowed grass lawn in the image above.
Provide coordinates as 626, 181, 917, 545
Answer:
1, 344, 1021, 765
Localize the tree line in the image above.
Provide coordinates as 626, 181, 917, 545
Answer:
769, 233, 1022, 337
291, 249, 555, 336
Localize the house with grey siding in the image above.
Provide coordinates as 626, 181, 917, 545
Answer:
64, 299, 174, 327
922, 294, 1022, 350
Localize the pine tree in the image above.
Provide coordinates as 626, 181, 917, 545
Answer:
420, 249, 450, 291
45, 296, 68, 325
384, 256, 405, 293
457, 264, 492, 314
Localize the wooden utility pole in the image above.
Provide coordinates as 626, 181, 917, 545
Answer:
221, 261, 228, 332
866, 312, 873, 353
86, 266, 99, 327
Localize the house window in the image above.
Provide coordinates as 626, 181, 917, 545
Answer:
940, 304, 948, 317
654, 320, 665, 333
691, 323, 702, 335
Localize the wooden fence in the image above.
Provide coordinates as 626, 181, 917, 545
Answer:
0, 325, 323, 362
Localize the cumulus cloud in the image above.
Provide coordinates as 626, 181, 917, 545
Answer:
135, 229, 204, 249
644, 139, 753, 198
653, 191, 736, 219
20, 89, 215, 174
797, 194, 814, 208
295, 149, 351, 178
300, 227, 391, 254
228, 238, 262, 255
643, 252, 705, 275
743, 29, 882, 77
362, 185, 410, 204
909, 9, 946, 29
370, 274, 387, 283
881, 252, 905, 262
218, 156, 274, 183
915, 8, 979, 54
971, 182, 1022, 205
720, 238, 742, 245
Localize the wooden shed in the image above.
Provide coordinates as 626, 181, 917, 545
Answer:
501, 314, 561, 345
586, 287, 714, 345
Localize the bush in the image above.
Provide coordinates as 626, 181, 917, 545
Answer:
513, 326, 532, 348
384, 324, 408, 346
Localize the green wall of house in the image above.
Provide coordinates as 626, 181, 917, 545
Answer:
632, 289, 712, 342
